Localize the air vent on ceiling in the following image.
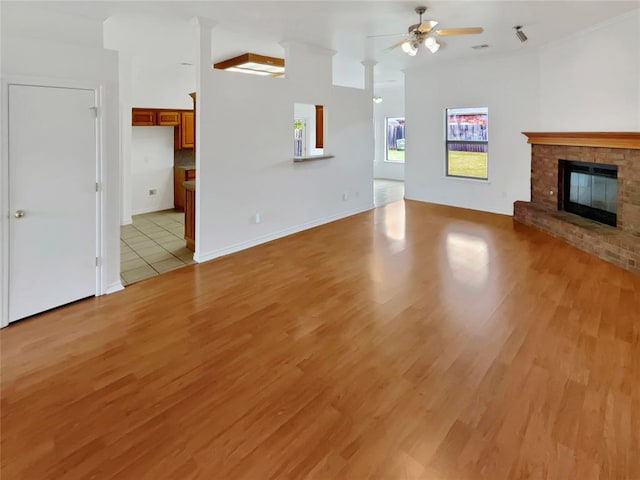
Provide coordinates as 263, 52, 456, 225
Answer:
471, 44, 490, 50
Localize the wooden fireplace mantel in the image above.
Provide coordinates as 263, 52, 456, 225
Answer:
522, 132, 640, 150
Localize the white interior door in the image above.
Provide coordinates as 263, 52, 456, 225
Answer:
8, 84, 98, 322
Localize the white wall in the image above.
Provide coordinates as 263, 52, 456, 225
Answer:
539, 9, 640, 130
0, 2, 104, 48
374, 85, 405, 181
405, 53, 540, 215
104, 14, 196, 109
131, 127, 175, 214
1, 11, 122, 317
195, 37, 374, 261
404, 9, 640, 216
104, 14, 196, 224
332, 54, 365, 90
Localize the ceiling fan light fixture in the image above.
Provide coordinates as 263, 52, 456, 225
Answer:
402, 40, 418, 56
373, 96, 383, 104
424, 37, 440, 53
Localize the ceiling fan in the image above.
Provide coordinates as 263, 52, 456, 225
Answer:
372, 6, 484, 56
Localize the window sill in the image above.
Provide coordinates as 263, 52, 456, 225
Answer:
293, 155, 334, 162
444, 175, 491, 184
383, 160, 405, 164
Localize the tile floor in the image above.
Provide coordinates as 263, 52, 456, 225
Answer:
121, 183, 402, 285
374, 179, 405, 207
120, 209, 194, 286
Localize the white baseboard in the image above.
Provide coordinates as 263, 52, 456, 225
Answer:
195, 204, 374, 264
131, 204, 174, 216
105, 281, 125, 295
403, 194, 513, 216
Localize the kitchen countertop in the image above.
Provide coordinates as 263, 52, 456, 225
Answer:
175, 163, 196, 170
293, 154, 334, 162
183, 180, 196, 191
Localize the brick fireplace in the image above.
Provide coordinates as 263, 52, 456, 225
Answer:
514, 132, 640, 274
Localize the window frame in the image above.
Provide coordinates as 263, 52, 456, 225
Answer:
445, 107, 489, 181
385, 116, 405, 164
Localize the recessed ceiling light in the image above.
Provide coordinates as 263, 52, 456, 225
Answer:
180, 62, 193, 66
471, 44, 490, 50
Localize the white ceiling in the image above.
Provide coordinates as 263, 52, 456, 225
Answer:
9, 1, 640, 85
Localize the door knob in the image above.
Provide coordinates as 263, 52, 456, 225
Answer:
14, 210, 25, 218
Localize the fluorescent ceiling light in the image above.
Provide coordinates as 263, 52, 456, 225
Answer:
236, 62, 285, 74
213, 53, 285, 76
225, 67, 272, 76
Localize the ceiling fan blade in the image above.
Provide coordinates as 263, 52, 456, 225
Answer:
417, 20, 438, 33
435, 27, 484, 36
367, 32, 406, 38
386, 39, 409, 52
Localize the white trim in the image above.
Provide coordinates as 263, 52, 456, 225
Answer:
194, 204, 374, 264
1, 79, 10, 328
130, 205, 175, 216
404, 194, 512, 216
0, 75, 107, 327
95, 85, 105, 297
105, 281, 125, 295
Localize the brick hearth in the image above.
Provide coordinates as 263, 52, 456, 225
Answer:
515, 133, 640, 274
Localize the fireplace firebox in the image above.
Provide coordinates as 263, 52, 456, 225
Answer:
560, 160, 618, 227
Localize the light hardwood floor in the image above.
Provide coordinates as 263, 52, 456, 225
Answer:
1, 200, 639, 479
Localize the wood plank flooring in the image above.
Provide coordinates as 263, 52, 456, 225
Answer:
1, 200, 639, 479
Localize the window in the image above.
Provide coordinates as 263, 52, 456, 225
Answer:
293, 103, 324, 158
386, 117, 405, 163
446, 107, 488, 179
294, 119, 305, 157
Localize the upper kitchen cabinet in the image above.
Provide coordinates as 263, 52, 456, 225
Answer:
181, 111, 194, 149
132, 107, 194, 150
157, 111, 180, 126
132, 109, 155, 126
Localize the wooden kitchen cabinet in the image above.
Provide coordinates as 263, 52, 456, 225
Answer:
132, 109, 155, 126
184, 184, 196, 251
157, 111, 180, 126
132, 108, 194, 151
174, 167, 196, 211
181, 111, 195, 149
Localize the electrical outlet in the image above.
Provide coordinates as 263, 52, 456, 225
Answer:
148, 189, 157, 196
342, 193, 349, 201
252, 212, 262, 224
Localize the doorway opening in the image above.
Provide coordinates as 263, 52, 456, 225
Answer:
120, 210, 194, 285
374, 179, 404, 207
374, 116, 405, 207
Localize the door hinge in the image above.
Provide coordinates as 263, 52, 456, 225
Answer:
96, 257, 100, 267
89, 106, 99, 117
96, 182, 100, 192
